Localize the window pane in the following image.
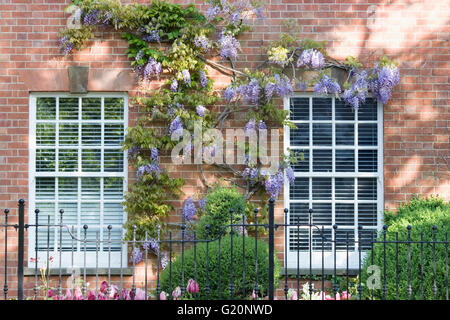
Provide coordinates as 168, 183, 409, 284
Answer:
36, 177, 55, 200
82, 124, 101, 145
104, 150, 123, 172
358, 98, 377, 121
358, 123, 377, 146
289, 178, 309, 200
335, 178, 354, 200
289, 203, 309, 224
358, 150, 377, 172
336, 149, 355, 172
104, 203, 124, 225
82, 98, 101, 120
335, 203, 354, 226
36, 203, 55, 251
311, 203, 332, 225
81, 177, 100, 200
335, 99, 354, 120
36, 124, 55, 145
81, 203, 100, 225
358, 178, 377, 200
58, 149, 78, 172
312, 98, 331, 120
312, 178, 331, 200
82, 149, 101, 172
313, 124, 332, 145
103, 228, 123, 251
58, 177, 78, 200
59, 123, 78, 146
36, 149, 55, 172
312, 149, 332, 172
104, 98, 124, 120
59, 202, 77, 250
336, 123, 354, 145
289, 228, 309, 251
290, 97, 309, 121
291, 150, 309, 172
104, 177, 123, 199
359, 229, 377, 250
290, 123, 309, 146
104, 124, 124, 145
358, 204, 377, 227
335, 229, 355, 250
36, 97, 56, 120
59, 97, 78, 120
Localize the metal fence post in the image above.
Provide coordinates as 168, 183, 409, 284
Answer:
268, 198, 275, 300
17, 199, 25, 300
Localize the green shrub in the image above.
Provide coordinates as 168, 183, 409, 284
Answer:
196, 187, 246, 240
159, 235, 281, 299
361, 195, 450, 300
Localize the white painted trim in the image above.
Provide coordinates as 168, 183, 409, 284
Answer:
28, 93, 128, 268
283, 95, 384, 271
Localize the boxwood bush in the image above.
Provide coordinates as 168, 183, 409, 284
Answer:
361, 196, 450, 300
195, 187, 246, 240
159, 235, 281, 299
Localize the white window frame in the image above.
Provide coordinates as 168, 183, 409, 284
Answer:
283, 94, 384, 271
28, 92, 128, 268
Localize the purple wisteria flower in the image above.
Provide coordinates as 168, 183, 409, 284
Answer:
102, 11, 113, 25
244, 118, 256, 133
170, 79, 178, 92
169, 116, 184, 140
237, 79, 261, 104
199, 70, 208, 88
296, 49, 325, 69
313, 75, 341, 95
274, 74, 294, 98
161, 252, 168, 270
135, 50, 144, 62
127, 146, 141, 159
264, 171, 284, 199
206, 5, 221, 21
196, 105, 206, 117
83, 10, 99, 26
231, 11, 241, 25
285, 166, 295, 184
182, 69, 191, 86
197, 198, 207, 210
224, 85, 236, 103
59, 36, 74, 55
219, 33, 241, 60
343, 70, 369, 110
265, 82, 276, 101
242, 167, 259, 184
151, 147, 159, 162
194, 35, 210, 51
130, 247, 143, 264
253, 7, 265, 19
168, 103, 185, 117
143, 59, 162, 80
182, 197, 196, 222
258, 120, 267, 130
136, 163, 161, 179
143, 237, 159, 254
369, 64, 400, 104
142, 29, 160, 43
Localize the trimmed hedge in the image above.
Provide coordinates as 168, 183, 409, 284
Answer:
159, 235, 281, 299
361, 196, 450, 300
196, 187, 246, 240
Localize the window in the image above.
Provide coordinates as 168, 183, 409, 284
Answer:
29, 93, 128, 268
284, 96, 383, 271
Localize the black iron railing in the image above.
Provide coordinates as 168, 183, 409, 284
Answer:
1, 199, 449, 300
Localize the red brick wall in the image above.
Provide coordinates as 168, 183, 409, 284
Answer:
0, 0, 448, 299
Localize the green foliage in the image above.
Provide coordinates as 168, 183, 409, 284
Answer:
196, 187, 247, 240
361, 195, 450, 300
159, 235, 281, 299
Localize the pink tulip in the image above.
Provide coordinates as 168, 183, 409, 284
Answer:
160, 291, 167, 300
73, 287, 83, 300
53, 295, 60, 300
97, 292, 106, 300
172, 286, 181, 300
100, 281, 108, 294
121, 288, 131, 300
341, 291, 350, 300
64, 288, 72, 300
251, 289, 258, 300
109, 284, 119, 300
134, 288, 146, 300
186, 279, 199, 294
87, 290, 96, 300
47, 289, 53, 298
